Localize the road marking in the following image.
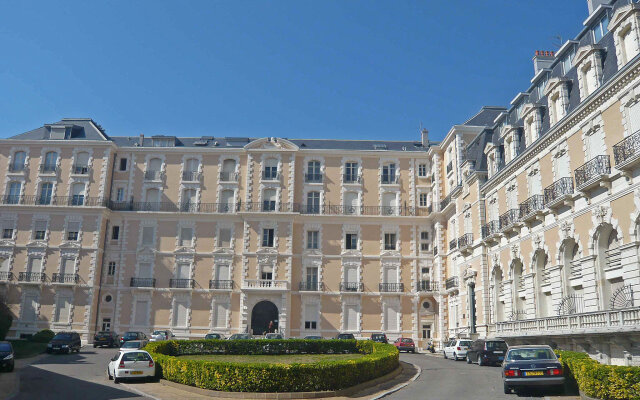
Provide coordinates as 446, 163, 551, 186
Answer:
371, 361, 422, 400
121, 383, 163, 400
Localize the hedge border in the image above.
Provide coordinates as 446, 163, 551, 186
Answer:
556, 350, 640, 400
145, 339, 399, 393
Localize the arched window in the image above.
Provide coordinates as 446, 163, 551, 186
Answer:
343, 192, 359, 215
263, 158, 278, 180
597, 227, 622, 310
534, 251, 551, 317
71, 183, 85, 206
74, 152, 90, 174
382, 192, 397, 215
306, 161, 322, 183
144, 188, 160, 211
219, 189, 235, 213
11, 151, 26, 172
306, 191, 320, 214
511, 260, 525, 319
146, 158, 162, 180
262, 189, 276, 211
181, 189, 197, 212
43, 151, 58, 172
221, 159, 237, 181
492, 267, 505, 323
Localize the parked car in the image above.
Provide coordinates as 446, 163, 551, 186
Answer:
466, 339, 508, 366
264, 333, 283, 339
370, 333, 388, 344
94, 331, 119, 348
119, 332, 147, 346
228, 333, 252, 340
204, 333, 225, 340
107, 350, 156, 383
120, 340, 148, 351
393, 337, 416, 353
46, 332, 82, 354
150, 330, 174, 342
443, 339, 472, 360
336, 333, 355, 340
0, 341, 14, 372
502, 345, 564, 394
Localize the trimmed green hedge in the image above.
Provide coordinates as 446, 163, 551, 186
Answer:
556, 350, 640, 400
145, 339, 399, 392
30, 329, 55, 343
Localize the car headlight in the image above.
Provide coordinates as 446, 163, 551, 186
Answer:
61, 344, 68, 348
47, 343, 52, 347
3, 354, 13, 360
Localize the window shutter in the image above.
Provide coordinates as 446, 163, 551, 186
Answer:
134, 301, 148, 326
385, 267, 397, 284
173, 301, 188, 327
216, 264, 230, 281
218, 229, 231, 247
23, 295, 37, 322
346, 266, 357, 283
29, 257, 42, 273
67, 221, 80, 235
629, 102, 640, 135
177, 263, 190, 279
346, 305, 358, 331
138, 263, 152, 278
34, 220, 47, 233
305, 304, 318, 326
215, 302, 228, 328
142, 227, 154, 245
56, 298, 70, 323
385, 305, 398, 331
60, 258, 73, 275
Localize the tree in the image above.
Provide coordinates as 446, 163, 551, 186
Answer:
0, 293, 13, 340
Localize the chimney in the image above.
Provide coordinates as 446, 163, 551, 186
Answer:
533, 50, 555, 74
587, 0, 608, 15
139, 133, 144, 147
421, 128, 429, 147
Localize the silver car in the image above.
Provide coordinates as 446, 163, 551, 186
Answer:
150, 330, 174, 342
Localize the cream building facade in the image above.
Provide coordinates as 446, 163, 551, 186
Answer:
1, 0, 640, 365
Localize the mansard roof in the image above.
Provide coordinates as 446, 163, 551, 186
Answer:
8, 118, 110, 141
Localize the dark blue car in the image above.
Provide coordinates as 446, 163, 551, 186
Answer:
502, 345, 564, 394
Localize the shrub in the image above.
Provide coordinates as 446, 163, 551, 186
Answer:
30, 329, 55, 343
0, 313, 12, 341
556, 350, 640, 400
145, 339, 399, 392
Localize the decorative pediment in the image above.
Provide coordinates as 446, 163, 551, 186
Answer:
608, 4, 640, 32
59, 241, 81, 250
484, 141, 497, 155
341, 250, 362, 258
212, 247, 234, 256
380, 252, 401, 261
244, 137, 299, 151
462, 267, 477, 281
302, 249, 323, 257
174, 247, 195, 255
136, 247, 156, 260
256, 248, 278, 265
543, 77, 570, 97
521, 102, 543, 119
573, 45, 604, 68
26, 241, 47, 249
0, 240, 15, 248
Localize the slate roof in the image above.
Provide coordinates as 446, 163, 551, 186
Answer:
8, 119, 110, 141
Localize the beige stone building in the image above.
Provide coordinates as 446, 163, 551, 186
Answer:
2, 0, 640, 365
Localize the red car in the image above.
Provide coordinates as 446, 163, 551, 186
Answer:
394, 337, 415, 353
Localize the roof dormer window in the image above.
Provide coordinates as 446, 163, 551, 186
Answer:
151, 137, 175, 147
573, 45, 605, 101
609, 4, 640, 69
592, 12, 610, 43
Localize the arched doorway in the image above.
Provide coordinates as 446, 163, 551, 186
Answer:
251, 300, 278, 335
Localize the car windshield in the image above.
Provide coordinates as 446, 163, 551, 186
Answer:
507, 348, 556, 361
122, 341, 140, 348
0, 343, 11, 352
459, 341, 472, 346
53, 334, 72, 340
486, 341, 507, 351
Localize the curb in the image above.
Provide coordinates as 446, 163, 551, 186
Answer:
370, 361, 421, 400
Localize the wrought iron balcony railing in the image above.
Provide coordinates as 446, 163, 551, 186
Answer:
39, 164, 58, 173
51, 273, 79, 284
340, 282, 363, 292
170, 278, 195, 288
417, 280, 439, 292
72, 165, 90, 175
379, 283, 404, 292
109, 200, 239, 213
0, 271, 13, 281
182, 171, 201, 181
519, 194, 544, 219
1, 195, 107, 207
381, 174, 399, 184
481, 220, 500, 239
445, 276, 459, 290
219, 171, 239, 182
144, 170, 163, 181
613, 130, 640, 167
458, 233, 473, 249
574, 155, 610, 190
440, 194, 452, 211
209, 280, 233, 290
18, 272, 46, 282
299, 281, 323, 291
499, 209, 521, 231
544, 177, 574, 206
130, 277, 156, 287
449, 239, 457, 250
8, 164, 25, 172
262, 171, 280, 181
244, 202, 294, 213
304, 173, 323, 183
343, 174, 361, 184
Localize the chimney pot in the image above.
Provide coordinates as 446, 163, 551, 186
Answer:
421, 128, 429, 147
139, 133, 144, 146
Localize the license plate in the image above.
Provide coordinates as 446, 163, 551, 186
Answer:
525, 371, 544, 376
131, 371, 143, 375
494, 351, 503, 354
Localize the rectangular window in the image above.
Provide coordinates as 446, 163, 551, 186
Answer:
307, 230, 319, 249
593, 13, 609, 43
382, 163, 396, 183
116, 188, 125, 202
628, 101, 640, 135
179, 227, 193, 246
418, 164, 427, 177
22, 295, 38, 322
28, 257, 42, 273
2, 228, 13, 239
384, 233, 397, 251
172, 301, 188, 327
142, 226, 155, 245
218, 228, 231, 248
419, 193, 428, 207
214, 302, 229, 328
344, 162, 359, 183
108, 261, 116, 276
55, 297, 71, 323
111, 226, 120, 240
6, 182, 21, 204
345, 304, 358, 331
262, 228, 274, 247
385, 304, 398, 331
420, 231, 429, 251
66, 221, 80, 241
33, 220, 47, 240
119, 158, 128, 171
134, 300, 149, 326
345, 233, 358, 250
304, 303, 319, 330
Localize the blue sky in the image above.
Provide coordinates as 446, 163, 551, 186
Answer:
0, 1, 587, 141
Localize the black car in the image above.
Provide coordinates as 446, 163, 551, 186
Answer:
93, 331, 119, 348
370, 333, 388, 344
119, 331, 147, 346
502, 345, 564, 394
336, 333, 355, 340
47, 332, 82, 354
0, 341, 14, 372
466, 339, 508, 366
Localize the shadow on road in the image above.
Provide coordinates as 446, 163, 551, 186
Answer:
33, 351, 101, 365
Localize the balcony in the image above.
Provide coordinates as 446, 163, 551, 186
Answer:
606, 248, 622, 270
170, 278, 195, 289
51, 273, 79, 284
457, 233, 473, 254
219, 171, 239, 182
574, 155, 611, 192
379, 283, 404, 292
544, 177, 574, 209
109, 200, 239, 214
445, 276, 459, 291
299, 281, 323, 291
613, 130, 640, 170
340, 282, 363, 292
8, 164, 25, 173
262, 171, 280, 181
18, 272, 46, 283
209, 280, 234, 290
519, 194, 545, 223
499, 209, 521, 233
242, 279, 288, 290
495, 306, 640, 338
71, 165, 90, 175
440, 194, 453, 213
0, 271, 13, 282
39, 164, 58, 174
244, 202, 294, 213
304, 173, 323, 183
130, 277, 156, 288
144, 170, 163, 181
182, 171, 201, 182
381, 174, 399, 185
449, 239, 457, 251
343, 174, 361, 184
542, 269, 551, 286
2, 195, 107, 207
417, 280, 439, 292
481, 220, 500, 242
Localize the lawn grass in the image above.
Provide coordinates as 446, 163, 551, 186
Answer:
177, 353, 364, 364
9, 340, 49, 359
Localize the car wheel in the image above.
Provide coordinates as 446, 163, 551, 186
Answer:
453, 352, 457, 361
466, 355, 472, 364
503, 382, 510, 394
93, 344, 97, 348
107, 369, 113, 380
443, 351, 447, 359
114, 377, 121, 384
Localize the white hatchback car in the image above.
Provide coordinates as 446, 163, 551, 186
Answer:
443, 339, 473, 361
107, 350, 156, 383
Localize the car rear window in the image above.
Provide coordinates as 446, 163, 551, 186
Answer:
486, 341, 507, 351
123, 332, 138, 338
122, 352, 151, 362
459, 341, 472, 346
122, 341, 140, 348
402, 338, 413, 343
0, 343, 11, 352
507, 348, 556, 361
